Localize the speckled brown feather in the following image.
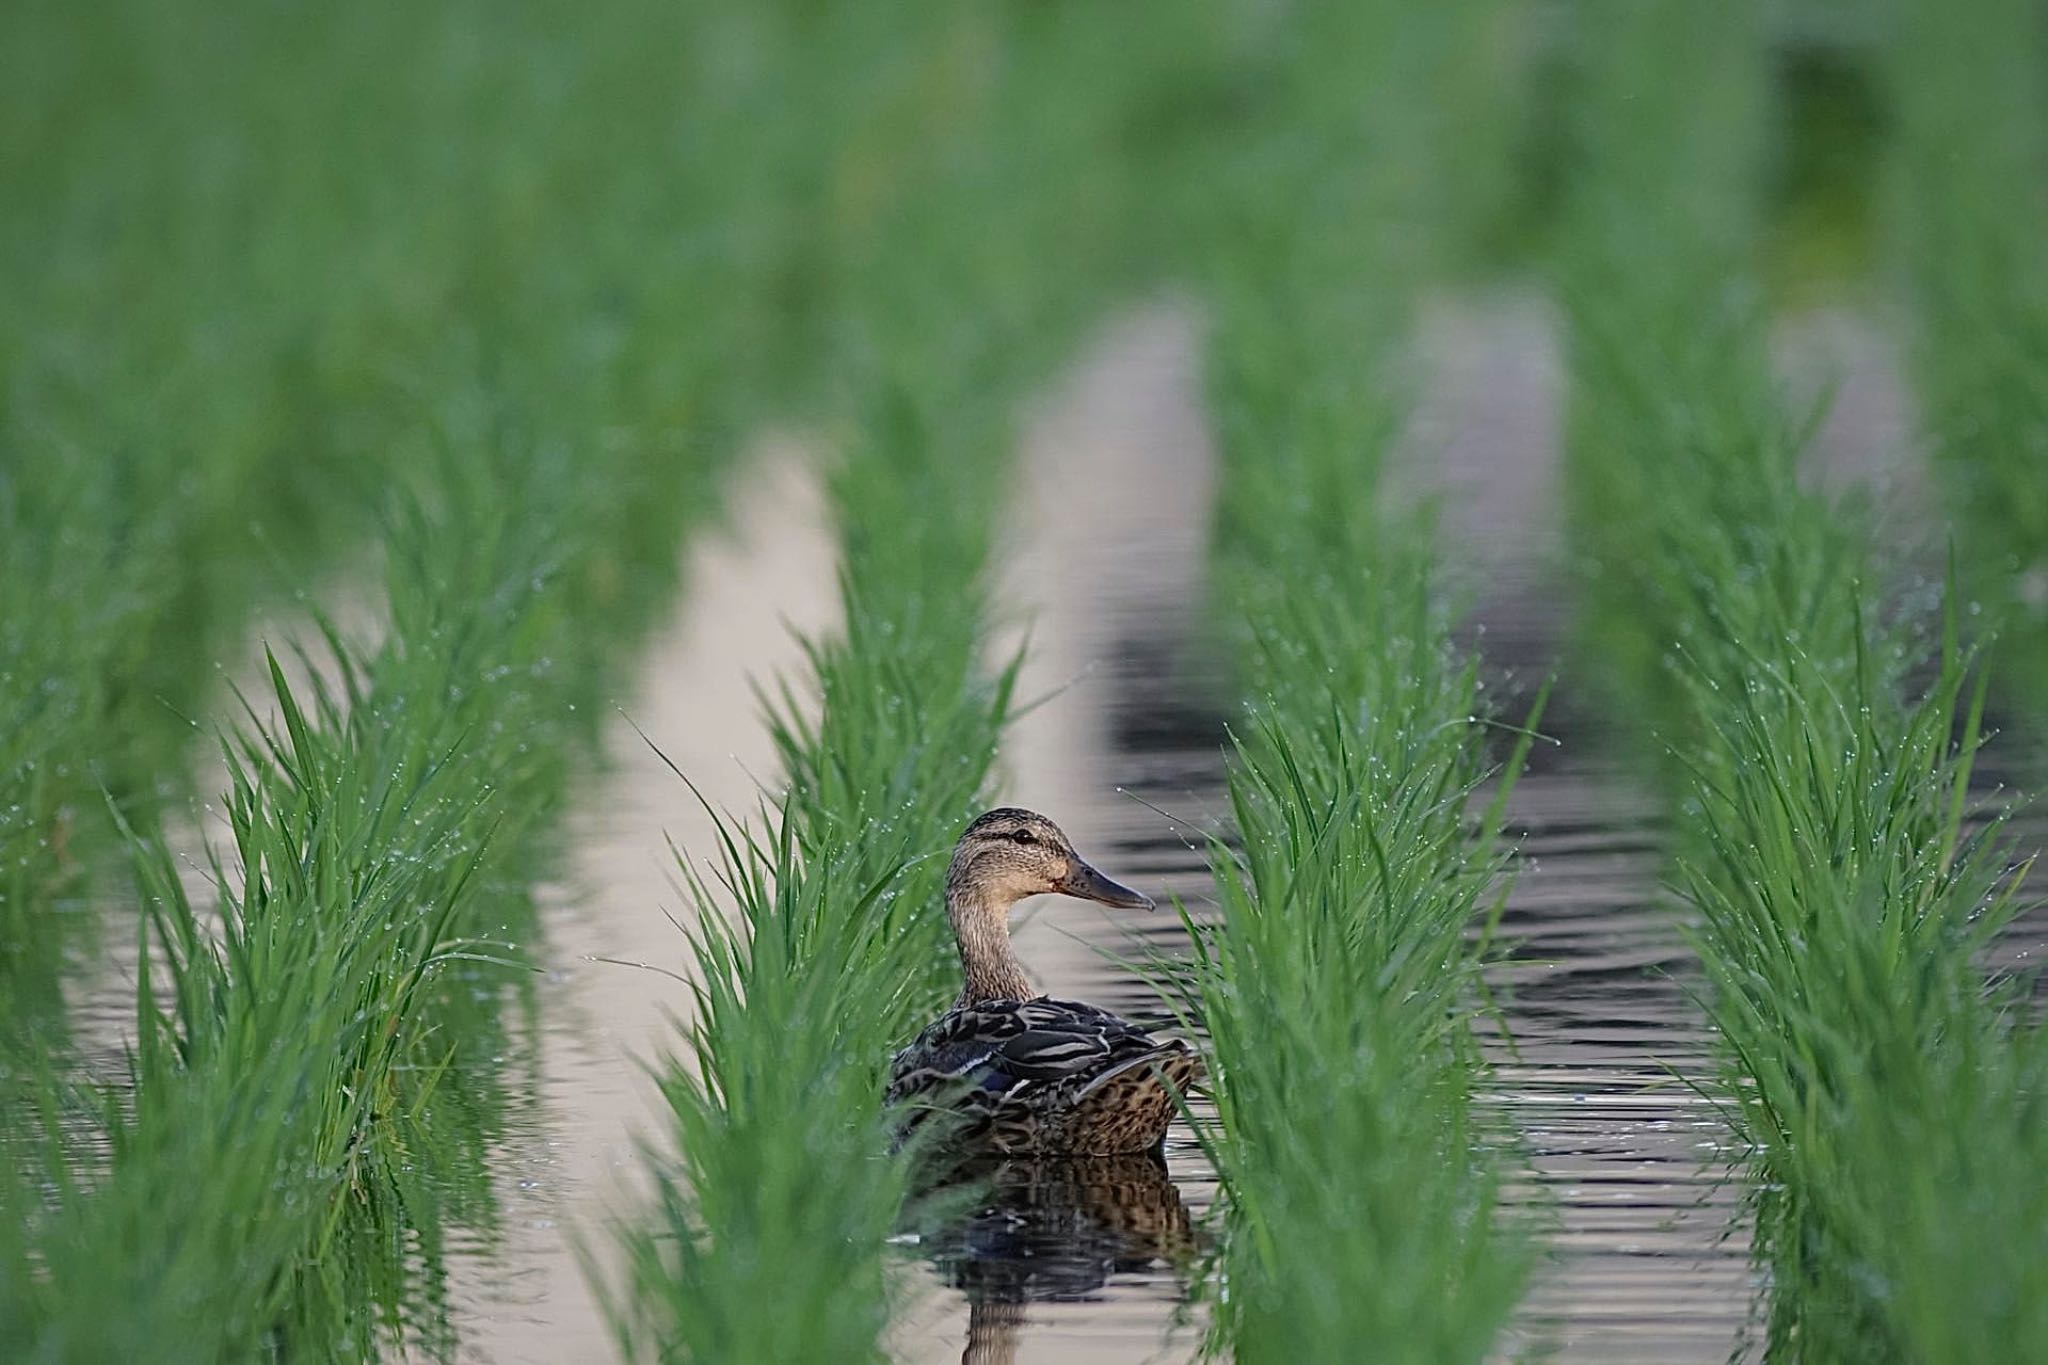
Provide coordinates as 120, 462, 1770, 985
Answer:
1059, 1048, 1204, 1154
888, 996, 1202, 1155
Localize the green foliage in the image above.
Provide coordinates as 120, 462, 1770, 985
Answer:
1560, 2, 2048, 1357
1555, 0, 1783, 739
5, 0, 2046, 1358
0, 0, 815, 1350
1885, 0, 2048, 708
0, 0, 850, 1035
609, 329, 1025, 1365
1677, 622, 2048, 1361
1188, 586, 1534, 1363
3, 398, 743, 1354
611, 574, 1014, 1360
7, 495, 562, 1357
1182, 5, 1535, 1354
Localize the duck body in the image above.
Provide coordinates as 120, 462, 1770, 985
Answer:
887, 808, 1201, 1158
888, 995, 1200, 1156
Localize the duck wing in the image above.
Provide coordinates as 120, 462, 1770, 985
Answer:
886, 997, 1171, 1112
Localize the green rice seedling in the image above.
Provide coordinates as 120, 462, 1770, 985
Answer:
1, 26, 823, 1329
1191, 384, 1535, 1357
611, 593, 1014, 1360
1884, 0, 2048, 708
1675, 621, 2048, 1360
8, 400, 760, 1355
3, 0, 971, 1353
1188, 590, 1535, 1363
17, 670, 501, 1360
602, 238, 1037, 1365
5, 453, 610, 1357
1559, 1, 2048, 1356
1554, 0, 1781, 743
0, 4, 470, 1294
1173, 6, 1539, 1358
3, 0, 859, 1331
621, 816, 925, 1362
0, 0, 451, 1036
609, 397, 1027, 1365
0, 0, 849, 1036
0, 367, 367, 1053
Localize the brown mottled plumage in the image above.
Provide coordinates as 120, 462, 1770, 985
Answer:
886, 808, 1202, 1156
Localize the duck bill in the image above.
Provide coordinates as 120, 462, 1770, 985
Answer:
1057, 856, 1155, 911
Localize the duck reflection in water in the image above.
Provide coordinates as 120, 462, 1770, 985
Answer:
915, 1151, 1201, 1365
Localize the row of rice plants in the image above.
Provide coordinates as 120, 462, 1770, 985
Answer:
0, 0, 806, 1047
2, 0, 851, 1356
1180, 4, 1534, 1359
1559, 1, 2048, 1357
605, 6, 1247, 1358
607, 413, 1016, 1361
0, 25, 379, 1041
4, 461, 697, 1359
0, 0, 428, 1033
0, 460, 312, 1044
1884, 0, 2048, 709
2, 1, 468, 1320
1191, 477, 1536, 1362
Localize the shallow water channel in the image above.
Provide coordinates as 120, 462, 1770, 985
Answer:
440, 296, 2038, 1361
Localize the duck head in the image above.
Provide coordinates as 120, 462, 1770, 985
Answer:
945, 807, 1154, 913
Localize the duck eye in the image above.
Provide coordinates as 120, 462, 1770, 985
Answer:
1008, 829, 1038, 846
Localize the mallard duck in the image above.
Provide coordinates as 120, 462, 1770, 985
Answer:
886, 808, 1201, 1156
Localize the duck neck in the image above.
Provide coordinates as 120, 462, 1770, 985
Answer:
948, 885, 1035, 1007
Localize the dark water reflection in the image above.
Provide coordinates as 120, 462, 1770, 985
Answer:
915, 1153, 1205, 1365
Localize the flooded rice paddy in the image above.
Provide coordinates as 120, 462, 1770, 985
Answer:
161, 296, 2022, 1362
15, 0, 2048, 1356
419, 297, 1962, 1361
